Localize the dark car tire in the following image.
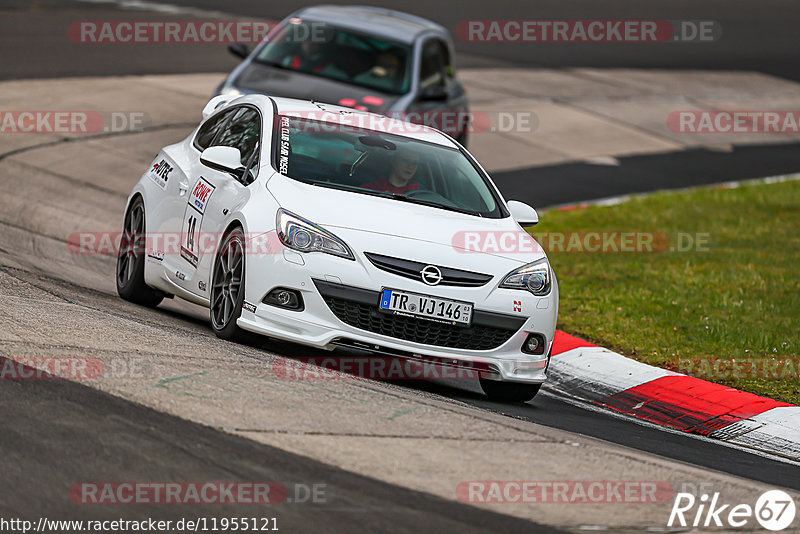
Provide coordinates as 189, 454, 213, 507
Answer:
479, 379, 541, 403
210, 227, 248, 342
116, 197, 164, 308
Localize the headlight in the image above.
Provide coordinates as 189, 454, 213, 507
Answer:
499, 258, 551, 296
276, 209, 354, 260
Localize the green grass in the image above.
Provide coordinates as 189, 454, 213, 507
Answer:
534, 178, 800, 404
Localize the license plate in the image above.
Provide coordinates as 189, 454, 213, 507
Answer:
379, 288, 473, 326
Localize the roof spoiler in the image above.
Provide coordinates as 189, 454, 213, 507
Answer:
202, 95, 235, 120
348, 5, 447, 32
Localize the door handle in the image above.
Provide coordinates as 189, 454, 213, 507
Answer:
179, 180, 189, 196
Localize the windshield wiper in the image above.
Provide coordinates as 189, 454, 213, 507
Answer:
309, 181, 479, 216
310, 181, 394, 198
253, 57, 290, 70
387, 193, 476, 216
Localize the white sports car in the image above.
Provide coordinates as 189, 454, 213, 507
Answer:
117, 94, 558, 402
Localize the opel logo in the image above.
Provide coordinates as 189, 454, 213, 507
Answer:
420, 265, 443, 286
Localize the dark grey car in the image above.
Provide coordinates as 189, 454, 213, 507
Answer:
215, 5, 470, 145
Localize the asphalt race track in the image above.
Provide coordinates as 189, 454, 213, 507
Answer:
2, 0, 800, 531
0, 356, 555, 533
493, 141, 800, 208
3, 0, 799, 80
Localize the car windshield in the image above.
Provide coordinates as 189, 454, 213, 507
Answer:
273, 115, 504, 218
255, 21, 411, 95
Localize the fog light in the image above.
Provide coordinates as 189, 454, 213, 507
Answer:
522, 333, 546, 355
263, 288, 304, 311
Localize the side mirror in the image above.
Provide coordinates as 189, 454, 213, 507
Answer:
507, 200, 539, 227
202, 95, 233, 119
200, 146, 242, 175
419, 84, 448, 101
228, 43, 250, 59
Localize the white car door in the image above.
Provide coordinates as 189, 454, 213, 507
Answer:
173, 105, 261, 298
158, 107, 235, 284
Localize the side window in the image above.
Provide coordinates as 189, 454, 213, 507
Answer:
215, 107, 261, 167
440, 42, 454, 79
419, 39, 448, 90
194, 109, 234, 150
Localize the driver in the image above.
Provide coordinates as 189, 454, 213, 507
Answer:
361, 148, 421, 194
354, 52, 402, 93
281, 24, 336, 73
284, 39, 329, 72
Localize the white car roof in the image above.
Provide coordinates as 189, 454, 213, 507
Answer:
202, 94, 459, 148
269, 96, 458, 148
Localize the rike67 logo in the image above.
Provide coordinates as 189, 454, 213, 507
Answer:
669, 490, 796, 531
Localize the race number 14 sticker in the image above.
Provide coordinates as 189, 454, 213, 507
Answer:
180, 177, 215, 267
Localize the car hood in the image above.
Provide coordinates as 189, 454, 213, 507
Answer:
266, 173, 545, 265
234, 63, 400, 113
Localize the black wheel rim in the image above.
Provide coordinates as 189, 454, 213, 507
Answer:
211, 235, 243, 329
117, 203, 144, 287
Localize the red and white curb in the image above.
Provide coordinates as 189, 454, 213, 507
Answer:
548, 331, 800, 462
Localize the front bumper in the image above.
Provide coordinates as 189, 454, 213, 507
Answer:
237, 239, 558, 384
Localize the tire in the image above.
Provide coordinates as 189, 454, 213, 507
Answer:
210, 227, 247, 341
116, 196, 164, 308
479, 379, 541, 403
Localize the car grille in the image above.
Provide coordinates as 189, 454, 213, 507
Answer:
364, 252, 493, 287
314, 279, 523, 351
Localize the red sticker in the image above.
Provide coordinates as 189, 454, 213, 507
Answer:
362, 95, 384, 106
